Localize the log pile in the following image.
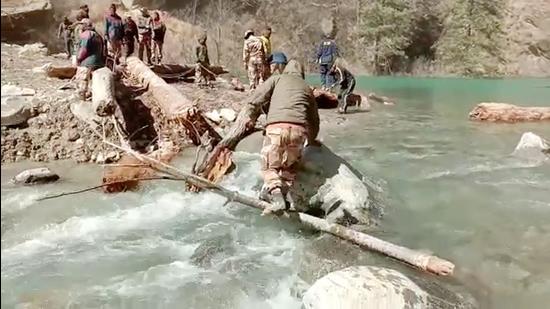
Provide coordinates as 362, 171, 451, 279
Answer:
101, 57, 221, 192
469, 102, 550, 122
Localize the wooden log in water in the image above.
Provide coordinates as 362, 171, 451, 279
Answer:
106, 140, 455, 276
469, 102, 550, 122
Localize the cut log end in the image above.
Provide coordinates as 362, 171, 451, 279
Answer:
426, 256, 455, 276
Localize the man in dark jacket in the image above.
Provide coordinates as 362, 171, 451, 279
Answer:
329, 61, 356, 113
104, 3, 124, 64
123, 14, 139, 59
316, 34, 339, 90
245, 59, 320, 214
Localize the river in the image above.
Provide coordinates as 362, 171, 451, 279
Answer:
2, 77, 549, 308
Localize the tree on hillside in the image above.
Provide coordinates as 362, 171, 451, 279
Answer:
357, 0, 413, 74
435, 0, 506, 76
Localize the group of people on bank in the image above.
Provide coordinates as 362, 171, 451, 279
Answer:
58, 4, 166, 68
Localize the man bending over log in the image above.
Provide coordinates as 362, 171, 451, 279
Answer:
249, 60, 320, 215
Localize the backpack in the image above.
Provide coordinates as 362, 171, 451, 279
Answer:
319, 40, 336, 65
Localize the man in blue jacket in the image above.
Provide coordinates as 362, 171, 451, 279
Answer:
316, 34, 339, 90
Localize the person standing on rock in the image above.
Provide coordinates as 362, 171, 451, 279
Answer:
270, 51, 287, 75
243, 30, 266, 91
76, 19, 106, 99
246, 59, 320, 215
329, 60, 356, 114
151, 11, 166, 65
316, 33, 339, 90
260, 26, 272, 79
195, 32, 210, 87
58, 17, 73, 60
123, 13, 138, 59
104, 3, 125, 65
137, 8, 153, 65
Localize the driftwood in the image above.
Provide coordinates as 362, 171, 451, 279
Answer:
91, 67, 116, 116
106, 139, 454, 276
102, 57, 221, 192
46, 65, 77, 79
469, 102, 550, 122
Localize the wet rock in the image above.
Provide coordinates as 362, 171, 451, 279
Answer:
12, 167, 59, 185
303, 266, 477, 309
512, 132, 549, 161
1, 96, 33, 126
190, 235, 235, 268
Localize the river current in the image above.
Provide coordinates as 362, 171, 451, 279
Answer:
2, 77, 549, 308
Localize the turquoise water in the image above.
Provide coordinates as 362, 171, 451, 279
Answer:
2, 77, 549, 308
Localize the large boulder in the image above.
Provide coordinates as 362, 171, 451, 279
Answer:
469, 103, 550, 122
303, 266, 477, 309
1, 96, 33, 126
12, 167, 59, 185
512, 132, 549, 161
235, 132, 382, 226
1, 0, 54, 45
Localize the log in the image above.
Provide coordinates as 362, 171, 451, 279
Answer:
107, 140, 455, 276
91, 67, 116, 116
46, 65, 77, 79
469, 102, 550, 122
102, 57, 221, 192
312, 88, 368, 110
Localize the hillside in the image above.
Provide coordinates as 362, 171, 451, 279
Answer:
2, 0, 550, 77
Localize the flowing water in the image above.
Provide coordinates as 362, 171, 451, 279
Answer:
2, 77, 550, 308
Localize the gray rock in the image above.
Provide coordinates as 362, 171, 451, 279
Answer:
303, 266, 477, 309
12, 167, 59, 185
1, 96, 33, 126
512, 132, 549, 161
190, 235, 235, 268
1, 84, 36, 96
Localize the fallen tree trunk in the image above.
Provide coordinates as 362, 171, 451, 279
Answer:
102, 57, 221, 192
46, 65, 77, 79
91, 67, 116, 116
469, 102, 550, 122
107, 139, 454, 276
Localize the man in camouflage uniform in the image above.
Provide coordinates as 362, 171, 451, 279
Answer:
242, 30, 266, 90
137, 8, 153, 64
58, 17, 73, 59
195, 32, 210, 87
244, 59, 320, 215
75, 19, 105, 99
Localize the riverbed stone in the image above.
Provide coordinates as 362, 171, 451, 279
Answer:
303, 266, 477, 309
12, 167, 59, 185
1, 96, 33, 126
190, 234, 235, 268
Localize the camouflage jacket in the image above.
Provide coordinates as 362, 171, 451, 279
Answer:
243, 35, 265, 64
195, 43, 209, 65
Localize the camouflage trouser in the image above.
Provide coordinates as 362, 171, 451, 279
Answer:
261, 123, 307, 192
195, 62, 208, 85
247, 57, 265, 90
